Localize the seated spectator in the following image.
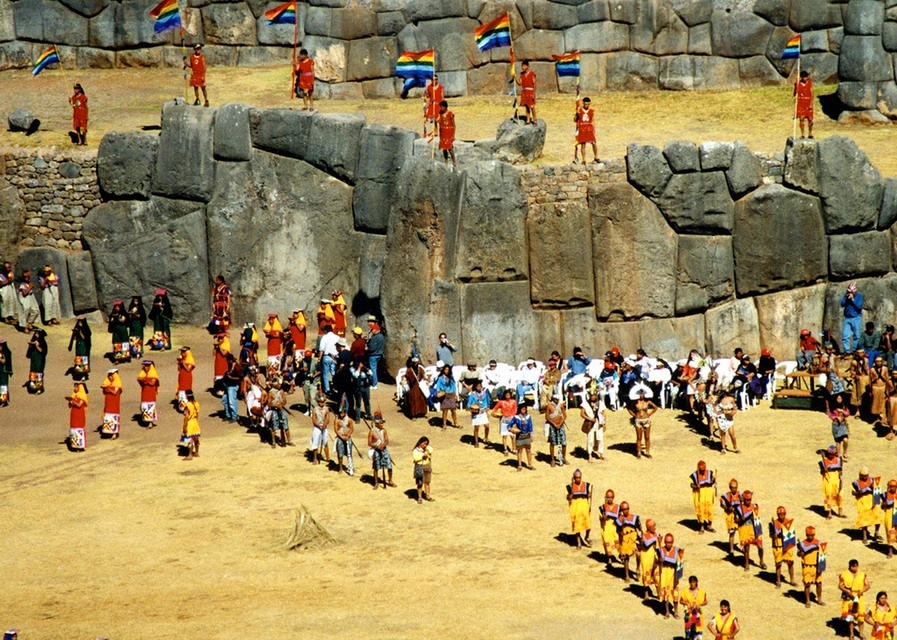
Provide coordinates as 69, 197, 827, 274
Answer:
757, 348, 776, 396
858, 321, 882, 367
458, 361, 481, 406
516, 358, 541, 405
566, 346, 592, 377
597, 360, 620, 410
482, 359, 506, 403
540, 357, 563, 407
796, 328, 821, 371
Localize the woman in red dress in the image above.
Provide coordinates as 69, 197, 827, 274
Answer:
68, 382, 89, 451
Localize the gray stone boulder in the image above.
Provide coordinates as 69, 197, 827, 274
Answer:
257, 5, 304, 44
82, 197, 210, 324
152, 105, 216, 202
88, 1, 171, 48
801, 52, 839, 84
486, 118, 546, 164
654, 171, 734, 234
527, 200, 595, 308
838, 81, 879, 109
640, 314, 707, 361
688, 23, 713, 55
699, 141, 734, 170
7, 109, 39, 133
879, 178, 897, 230
15, 0, 89, 45
839, 35, 894, 82
631, 2, 688, 55
66, 251, 99, 314
249, 108, 314, 159
676, 235, 735, 314
405, 0, 467, 22
659, 55, 697, 90
704, 298, 761, 358
561, 307, 642, 359
306, 112, 365, 183
577, 0, 610, 23
609, 0, 639, 23
213, 102, 251, 162
884, 22, 897, 52
663, 140, 700, 172
206, 151, 359, 325
733, 183, 827, 296
829, 231, 891, 279
755, 283, 826, 359
738, 56, 784, 87
330, 5, 377, 39
0, 42, 34, 72
532, 1, 578, 29
670, 0, 713, 26
346, 37, 398, 81
377, 11, 405, 36
202, 3, 256, 45
783, 137, 818, 193
844, 0, 885, 35
725, 142, 763, 198
878, 81, 897, 118
627, 143, 673, 198
590, 182, 677, 320
789, 0, 843, 30
838, 109, 892, 124
97, 132, 158, 199
753, 0, 791, 26
606, 52, 659, 90
17, 247, 74, 320
801, 29, 831, 53
411, 18, 481, 71
59, 0, 108, 18
693, 56, 742, 89
353, 124, 416, 233
455, 160, 528, 282
358, 234, 386, 300
711, 10, 775, 57
564, 22, 630, 53
816, 136, 882, 233
460, 281, 539, 365
514, 28, 565, 61
0, 177, 23, 260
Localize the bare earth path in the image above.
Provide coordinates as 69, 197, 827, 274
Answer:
1, 320, 896, 639
2, 67, 896, 175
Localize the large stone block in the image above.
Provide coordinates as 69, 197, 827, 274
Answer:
59, 0, 107, 18
454, 160, 528, 282
97, 132, 158, 200
66, 251, 99, 314
206, 152, 359, 325
17, 247, 74, 319
800, 29, 831, 53
704, 298, 760, 359
631, 1, 688, 55
377, 10, 405, 35
726, 141, 763, 198
467, 64, 509, 94
590, 182, 677, 320
405, 0, 467, 21
564, 21, 629, 52
358, 233, 386, 300
829, 231, 891, 279
514, 28, 565, 60
671, 0, 713, 26
765, 25, 798, 75
307, 113, 365, 183
739, 55, 784, 87
235, 45, 292, 67
82, 198, 209, 324
711, 10, 775, 57
578, 0, 610, 22
755, 283, 826, 359
699, 141, 734, 170
838, 81, 879, 109
346, 37, 398, 81
816, 136, 882, 233
663, 140, 700, 172
438, 70, 468, 97
693, 56, 742, 89
0, 0, 15, 42
753, 0, 791, 26
879, 178, 897, 230
789, 0, 843, 30
202, 2, 256, 44
733, 183, 827, 296
249, 108, 315, 158
609, 0, 639, 23
627, 143, 672, 198
560, 307, 641, 358
688, 23, 712, 54
532, 1, 577, 28
116, 48, 164, 68
844, 0, 885, 35
152, 104, 216, 202
302, 36, 347, 83
884, 22, 897, 52
353, 124, 416, 233
304, 5, 331, 35
659, 55, 696, 90
801, 51, 840, 84
528, 200, 594, 308
488, 118, 546, 164
654, 171, 734, 233
330, 5, 377, 39
213, 102, 251, 162
879, 81, 897, 117
0, 41, 31, 71
0, 177, 23, 259
606, 51, 658, 90
639, 314, 706, 361
783, 137, 819, 193
76, 46, 115, 68
676, 235, 735, 314
15, 0, 88, 45
460, 281, 539, 365
839, 35, 894, 82
406, 18, 481, 71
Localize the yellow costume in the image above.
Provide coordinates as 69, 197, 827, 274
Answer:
182, 400, 201, 437
854, 476, 882, 528
712, 612, 738, 640
840, 570, 867, 623
658, 545, 682, 604
736, 502, 762, 547
821, 455, 843, 512
600, 503, 619, 560
798, 539, 824, 586
617, 515, 640, 557
868, 603, 896, 640
680, 587, 706, 637
691, 468, 715, 525
885, 489, 897, 549
770, 517, 796, 565
567, 481, 591, 535
638, 533, 658, 587
720, 490, 740, 533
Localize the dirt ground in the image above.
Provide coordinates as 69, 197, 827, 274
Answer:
1, 320, 896, 639
2, 66, 896, 175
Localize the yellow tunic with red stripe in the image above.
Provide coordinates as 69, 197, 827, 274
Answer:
691, 469, 715, 524
770, 517, 796, 565
735, 502, 762, 547
840, 569, 867, 622
820, 456, 843, 511
854, 476, 882, 528
638, 533, 658, 587
599, 503, 619, 559
658, 544, 682, 604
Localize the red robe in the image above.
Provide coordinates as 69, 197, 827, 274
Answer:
425, 82, 444, 120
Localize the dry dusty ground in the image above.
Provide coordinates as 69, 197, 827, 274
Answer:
1, 321, 897, 639
1, 66, 896, 175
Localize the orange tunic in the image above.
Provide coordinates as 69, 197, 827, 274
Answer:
425, 82, 444, 120
520, 70, 536, 107
69, 399, 87, 429
289, 322, 307, 351
795, 79, 813, 118
576, 104, 595, 144
71, 93, 88, 129
297, 58, 315, 91
189, 53, 206, 87
438, 111, 455, 150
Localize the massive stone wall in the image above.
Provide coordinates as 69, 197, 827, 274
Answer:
0, 0, 854, 95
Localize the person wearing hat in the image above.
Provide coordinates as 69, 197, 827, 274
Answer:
176, 347, 196, 411
719, 478, 742, 556
883, 479, 897, 558
541, 358, 563, 407
457, 361, 481, 407
574, 96, 598, 164
657, 532, 683, 619
100, 368, 123, 438
770, 506, 796, 589
819, 444, 844, 519
798, 525, 826, 607
149, 289, 174, 350
333, 405, 355, 476
38, 265, 61, 325
316, 299, 335, 337
853, 468, 883, 544
25, 328, 47, 394
516, 358, 541, 407
262, 313, 284, 376
0, 338, 11, 407
848, 348, 871, 411
66, 382, 89, 451
351, 358, 373, 420
0, 261, 16, 324
330, 290, 347, 338
349, 327, 366, 362
16, 268, 40, 332
365, 320, 385, 390
796, 328, 821, 371
181, 390, 201, 460
69, 82, 88, 145
615, 501, 642, 583
239, 335, 258, 374
841, 282, 865, 354
309, 394, 332, 464
598, 489, 620, 567
734, 489, 766, 572
566, 469, 592, 550
689, 461, 716, 534
288, 309, 307, 358
839, 559, 871, 639
137, 360, 160, 427
332, 337, 356, 416
581, 391, 606, 462
127, 295, 147, 359
368, 411, 395, 490
185, 43, 209, 106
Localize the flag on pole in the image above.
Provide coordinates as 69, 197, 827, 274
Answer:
396, 49, 435, 98
264, 1, 296, 25
781, 35, 800, 59
475, 13, 512, 52
509, 47, 516, 84
31, 45, 60, 77
149, 0, 182, 34
552, 51, 581, 77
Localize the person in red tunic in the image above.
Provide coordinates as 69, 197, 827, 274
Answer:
176, 346, 195, 411
330, 290, 347, 337
295, 48, 315, 110
185, 43, 209, 107
69, 83, 88, 146
288, 310, 307, 362
138, 360, 160, 427
794, 70, 814, 139
263, 313, 284, 375
67, 382, 89, 451
424, 75, 444, 124
436, 100, 456, 167
575, 97, 599, 164
100, 368, 123, 438
516, 60, 537, 125
212, 333, 230, 396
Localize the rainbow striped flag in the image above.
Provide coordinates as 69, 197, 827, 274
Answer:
31, 45, 59, 77
264, 1, 296, 25
475, 13, 511, 52
396, 49, 434, 98
781, 35, 800, 59
552, 51, 581, 77
149, 0, 182, 34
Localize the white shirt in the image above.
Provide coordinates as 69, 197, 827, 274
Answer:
319, 332, 340, 357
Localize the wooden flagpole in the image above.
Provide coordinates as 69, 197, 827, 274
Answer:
431, 50, 437, 159
792, 56, 800, 139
